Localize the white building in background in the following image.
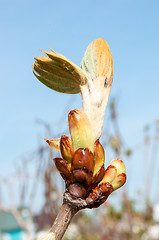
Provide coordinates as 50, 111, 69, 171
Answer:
153, 204, 159, 222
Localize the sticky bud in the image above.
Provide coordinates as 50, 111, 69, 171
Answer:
109, 159, 126, 191
68, 109, 94, 152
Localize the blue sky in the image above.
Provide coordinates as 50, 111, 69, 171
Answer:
0, 0, 159, 209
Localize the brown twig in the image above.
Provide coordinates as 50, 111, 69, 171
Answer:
49, 191, 87, 240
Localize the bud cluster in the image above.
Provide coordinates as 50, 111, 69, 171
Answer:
46, 109, 126, 208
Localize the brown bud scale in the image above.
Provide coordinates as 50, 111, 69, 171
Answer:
86, 165, 105, 193
54, 158, 72, 183
72, 168, 93, 188
93, 164, 105, 184
67, 182, 87, 199
71, 148, 94, 172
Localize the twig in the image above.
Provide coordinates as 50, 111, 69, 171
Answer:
49, 192, 87, 240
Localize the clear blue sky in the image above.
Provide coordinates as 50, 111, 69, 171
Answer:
0, 0, 159, 209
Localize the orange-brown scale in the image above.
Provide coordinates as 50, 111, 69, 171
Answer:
86, 182, 113, 208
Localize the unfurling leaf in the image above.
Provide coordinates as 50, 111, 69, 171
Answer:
33, 50, 87, 94
81, 38, 113, 83
80, 38, 114, 141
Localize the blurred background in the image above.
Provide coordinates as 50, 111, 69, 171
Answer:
0, 0, 159, 239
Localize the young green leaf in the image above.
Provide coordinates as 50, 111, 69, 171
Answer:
33, 50, 87, 94
80, 38, 114, 141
